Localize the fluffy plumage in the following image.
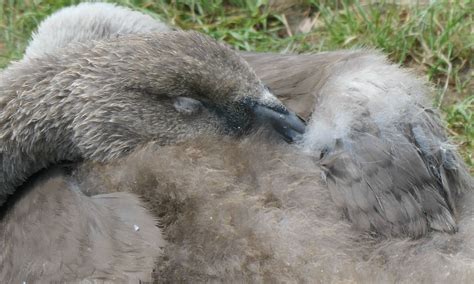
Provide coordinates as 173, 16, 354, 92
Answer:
74, 136, 473, 283
1, 2, 473, 282
301, 51, 471, 236
5, 135, 472, 282
244, 50, 472, 237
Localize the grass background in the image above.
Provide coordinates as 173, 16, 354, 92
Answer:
0, 0, 472, 171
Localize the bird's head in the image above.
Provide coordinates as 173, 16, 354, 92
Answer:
144, 31, 306, 143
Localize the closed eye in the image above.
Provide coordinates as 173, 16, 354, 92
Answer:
172, 96, 203, 115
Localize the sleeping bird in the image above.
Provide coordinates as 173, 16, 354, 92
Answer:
0, 2, 472, 282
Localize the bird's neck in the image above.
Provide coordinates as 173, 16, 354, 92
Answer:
0, 106, 79, 205
0, 58, 84, 205
0, 52, 215, 206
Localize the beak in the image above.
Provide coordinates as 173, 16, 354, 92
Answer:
253, 104, 306, 143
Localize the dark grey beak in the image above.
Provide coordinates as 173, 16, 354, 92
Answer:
253, 104, 306, 143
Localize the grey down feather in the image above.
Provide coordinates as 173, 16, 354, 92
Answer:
0, 2, 472, 283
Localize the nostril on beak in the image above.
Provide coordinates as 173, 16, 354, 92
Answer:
253, 104, 307, 143
294, 114, 307, 132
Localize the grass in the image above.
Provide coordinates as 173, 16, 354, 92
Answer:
0, 0, 472, 171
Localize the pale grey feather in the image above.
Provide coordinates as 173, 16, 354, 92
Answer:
242, 50, 472, 237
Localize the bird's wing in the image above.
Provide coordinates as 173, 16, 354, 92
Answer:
296, 50, 473, 237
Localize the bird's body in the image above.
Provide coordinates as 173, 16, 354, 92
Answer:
0, 2, 473, 282
3, 135, 473, 283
